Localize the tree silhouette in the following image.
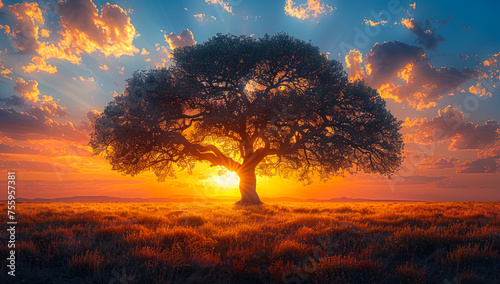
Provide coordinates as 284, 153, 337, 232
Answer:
90, 33, 403, 205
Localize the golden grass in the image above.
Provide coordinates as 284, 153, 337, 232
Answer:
0, 201, 499, 283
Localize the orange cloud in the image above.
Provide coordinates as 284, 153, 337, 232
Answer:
205, 0, 233, 14
38, 0, 139, 63
193, 14, 206, 22
73, 76, 95, 82
4, 0, 139, 77
13, 78, 40, 103
284, 0, 333, 21
98, 64, 109, 70
397, 62, 414, 84
40, 29, 50, 38
0, 62, 13, 80
483, 52, 499, 67
0, 0, 3, 9
410, 2, 416, 9
165, 29, 196, 50
22, 56, 57, 74
29, 100, 68, 118
140, 48, 149, 55
401, 18, 414, 29
378, 82, 403, 103
364, 19, 387, 26
468, 81, 492, 97
0, 25, 10, 34
345, 50, 367, 82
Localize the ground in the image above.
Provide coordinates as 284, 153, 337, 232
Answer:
1, 202, 499, 283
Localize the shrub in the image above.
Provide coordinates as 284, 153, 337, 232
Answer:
271, 240, 310, 262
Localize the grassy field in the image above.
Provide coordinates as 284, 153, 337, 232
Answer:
1, 202, 499, 283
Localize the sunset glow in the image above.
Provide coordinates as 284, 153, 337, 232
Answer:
0, 0, 499, 202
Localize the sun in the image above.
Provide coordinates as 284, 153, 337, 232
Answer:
208, 170, 240, 189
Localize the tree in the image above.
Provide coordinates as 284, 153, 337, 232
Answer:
90, 33, 403, 205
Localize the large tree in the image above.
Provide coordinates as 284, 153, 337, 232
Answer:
90, 33, 403, 205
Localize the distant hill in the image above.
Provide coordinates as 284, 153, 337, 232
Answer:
12, 195, 419, 203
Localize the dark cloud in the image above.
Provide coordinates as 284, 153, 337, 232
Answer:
365, 41, 482, 109
418, 157, 458, 170
403, 106, 499, 150
8, 2, 43, 54
401, 18, 445, 50
365, 41, 423, 87
457, 157, 499, 173
0, 95, 29, 107
0, 108, 89, 143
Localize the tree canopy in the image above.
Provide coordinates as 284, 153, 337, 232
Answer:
90, 33, 403, 205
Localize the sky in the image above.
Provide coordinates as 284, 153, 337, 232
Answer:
0, 0, 499, 201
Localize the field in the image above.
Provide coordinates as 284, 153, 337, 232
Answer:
1, 202, 499, 283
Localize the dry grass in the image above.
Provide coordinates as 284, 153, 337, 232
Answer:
0, 201, 499, 283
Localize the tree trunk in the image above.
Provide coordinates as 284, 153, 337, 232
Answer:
235, 166, 262, 206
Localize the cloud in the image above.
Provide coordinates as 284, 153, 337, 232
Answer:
284, 0, 333, 21
345, 50, 367, 82
468, 81, 492, 97
205, 0, 233, 14
364, 19, 387, 26
363, 41, 482, 109
0, 144, 44, 155
98, 64, 108, 70
57, 0, 138, 56
359, 175, 447, 186
87, 109, 100, 124
29, 100, 68, 118
418, 157, 457, 170
22, 56, 57, 74
0, 159, 79, 173
457, 158, 499, 173
389, 175, 446, 185
403, 105, 500, 150
0, 108, 89, 143
2, 0, 140, 82
0, 24, 10, 35
73, 76, 95, 82
483, 52, 499, 67
40, 29, 50, 38
400, 18, 445, 50
140, 48, 149, 55
193, 14, 206, 22
13, 78, 40, 103
477, 141, 500, 160
5, 0, 139, 66
76, 109, 101, 133
165, 29, 196, 50
8, 2, 44, 54
0, 0, 3, 9
0, 62, 13, 80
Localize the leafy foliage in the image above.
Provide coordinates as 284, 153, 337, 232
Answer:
90, 33, 403, 187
